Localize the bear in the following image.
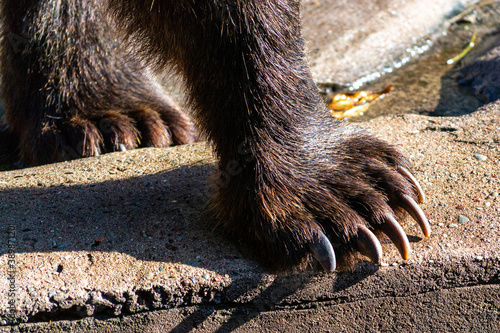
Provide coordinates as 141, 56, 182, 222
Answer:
0, 0, 429, 271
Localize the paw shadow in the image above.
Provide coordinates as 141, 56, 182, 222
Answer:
0, 159, 381, 326
0, 163, 226, 269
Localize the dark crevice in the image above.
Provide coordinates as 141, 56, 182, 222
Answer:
4, 257, 499, 326
15, 279, 499, 327
8, 277, 496, 325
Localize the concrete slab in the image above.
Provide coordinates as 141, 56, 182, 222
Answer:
1, 105, 499, 331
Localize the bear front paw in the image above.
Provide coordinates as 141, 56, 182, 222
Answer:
209, 132, 430, 272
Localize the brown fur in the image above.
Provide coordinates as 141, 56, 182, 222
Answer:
1, 0, 420, 271
0, 0, 197, 165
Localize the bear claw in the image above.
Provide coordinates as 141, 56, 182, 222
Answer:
309, 231, 336, 272
397, 166, 425, 203
401, 194, 431, 237
379, 213, 411, 260
355, 224, 383, 265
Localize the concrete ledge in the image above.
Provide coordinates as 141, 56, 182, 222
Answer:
1, 105, 499, 331
6, 285, 498, 332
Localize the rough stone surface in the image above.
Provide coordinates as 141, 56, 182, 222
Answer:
1, 106, 499, 331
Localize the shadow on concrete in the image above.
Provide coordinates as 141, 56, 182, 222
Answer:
0, 160, 381, 326
169, 268, 377, 332
0, 164, 218, 266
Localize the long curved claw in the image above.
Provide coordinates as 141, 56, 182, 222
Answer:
379, 214, 411, 260
397, 166, 425, 203
308, 231, 336, 272
401, 194, 431, 237
355, 225, 383, 265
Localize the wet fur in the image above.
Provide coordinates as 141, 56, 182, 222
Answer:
1, 0, 419, 271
